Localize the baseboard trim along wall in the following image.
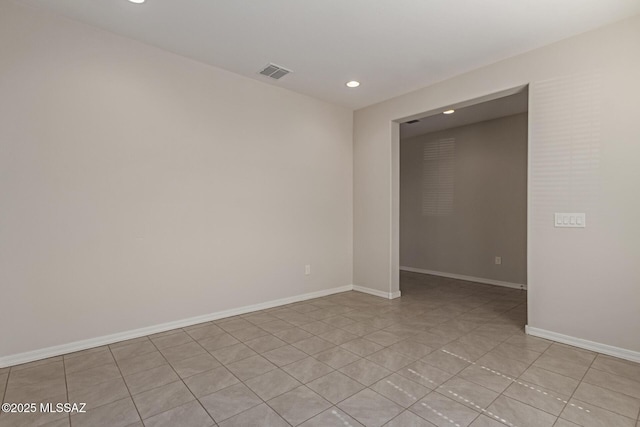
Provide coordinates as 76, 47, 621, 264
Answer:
400, 266, 527, 290
352, 285, 402, 300
1, 285, 351, 367
526, 326, 640, 363
0, 284, 400, 368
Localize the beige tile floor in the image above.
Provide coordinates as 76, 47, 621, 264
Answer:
1, 271, 639, 426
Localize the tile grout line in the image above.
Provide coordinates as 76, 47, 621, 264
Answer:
477, 328, 562, 425
447, 389, 518, 427
401, 369, 493, 426
433, 329, 555, 423
154, 329, 289, 423
441, 349, 592, 414
120, 334, 237, 424
61, 352, 72, 427
84, 336, 207, 422
1, 367, 9, 405
0, 367, 10, 423
508, 340, 640, 423
180, 320, 319, 426
386, 379, 474, 427
205, 296, 410, 425
108, 345, 145, 425
144, 332, 216, 424
485, 329, 615, 425
483, 365, 589, 412
579, 364, 640, 401
557, 347, 601, 423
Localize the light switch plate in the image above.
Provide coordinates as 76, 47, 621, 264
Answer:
554, 213, 586, 228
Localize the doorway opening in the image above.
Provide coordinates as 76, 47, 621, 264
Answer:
396, 86, 528, 319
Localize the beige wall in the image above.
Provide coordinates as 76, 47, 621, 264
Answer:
354, 15, 640, 354
0, 2, 353, 360
400, 114, 527, 285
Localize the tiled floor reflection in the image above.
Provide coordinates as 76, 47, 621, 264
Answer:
1, 271, 639, 426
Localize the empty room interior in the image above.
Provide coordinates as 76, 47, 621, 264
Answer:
400, 90, 528, 292
0, 1, 639, 427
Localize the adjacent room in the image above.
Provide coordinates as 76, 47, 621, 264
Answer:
400, 90, 528, 292
1, 1, 639, 426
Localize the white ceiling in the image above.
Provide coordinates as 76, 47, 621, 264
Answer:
400, 90, 528, 139
20, 0, 640, 109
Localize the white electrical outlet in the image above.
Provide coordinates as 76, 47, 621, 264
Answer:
305, 265, 311, 275
495, 256, 502, 265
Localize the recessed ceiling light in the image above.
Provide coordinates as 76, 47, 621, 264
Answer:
443, 109, 455, 114
128, 0, 145, 4
346, 81, 360, 88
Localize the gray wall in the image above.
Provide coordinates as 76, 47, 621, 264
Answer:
354, 14, 640, 354
400, 114, 527, 285
0, 1, 353, 362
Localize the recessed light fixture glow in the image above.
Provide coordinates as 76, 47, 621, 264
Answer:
346, 81, 360, 88
443, 109, 455, 114
128, 0, 145, 4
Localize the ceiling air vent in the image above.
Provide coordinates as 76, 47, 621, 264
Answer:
259, 63, 292, 80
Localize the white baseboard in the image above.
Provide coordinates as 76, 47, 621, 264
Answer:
352, 285, 401, 300
0, 284, 353, 368
526, 326, 640, 363
400, 266, 526, 290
